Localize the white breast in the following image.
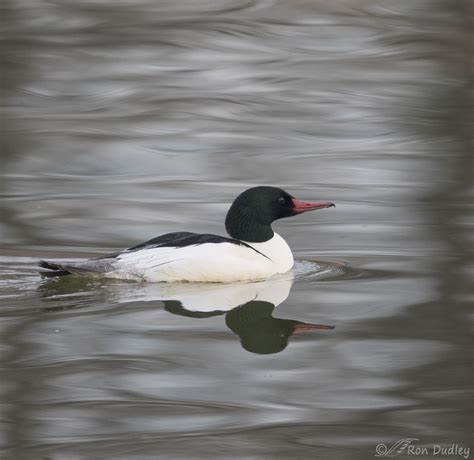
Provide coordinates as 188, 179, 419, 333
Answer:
243, 232, 294, 274
108, 232, 294, 283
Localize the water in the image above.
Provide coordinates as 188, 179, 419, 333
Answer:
1, 1, 472, 459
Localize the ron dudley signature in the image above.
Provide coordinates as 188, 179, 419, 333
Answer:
375, 438, 471, 459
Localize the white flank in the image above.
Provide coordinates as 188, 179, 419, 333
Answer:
107, 232, 294, 282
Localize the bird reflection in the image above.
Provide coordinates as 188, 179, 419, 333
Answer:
225, 300, 333, 354
122, 273, 333, 354
40, 271, 334, 354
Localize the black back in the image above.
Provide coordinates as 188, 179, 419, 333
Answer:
95, 231, 270, 260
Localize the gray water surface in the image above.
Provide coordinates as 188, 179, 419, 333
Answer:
1, 1, 472, 459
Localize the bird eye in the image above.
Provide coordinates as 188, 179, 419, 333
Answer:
278, 197, 286, 204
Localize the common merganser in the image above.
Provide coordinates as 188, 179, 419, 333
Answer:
39, 186, 335, 282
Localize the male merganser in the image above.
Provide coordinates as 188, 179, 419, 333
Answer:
39, 186, 335, 282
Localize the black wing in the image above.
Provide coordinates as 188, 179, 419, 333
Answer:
39, 232, 271, 275
97, 232, 270, 259
127, 232, 198, 250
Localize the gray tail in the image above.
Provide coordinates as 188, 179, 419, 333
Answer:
38, 260, 71, 277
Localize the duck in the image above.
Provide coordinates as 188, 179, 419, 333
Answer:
38, 186, 335, 282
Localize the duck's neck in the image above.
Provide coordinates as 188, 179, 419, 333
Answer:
225, 207, 274, 242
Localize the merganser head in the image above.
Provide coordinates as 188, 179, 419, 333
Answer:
225, 186, 335, 242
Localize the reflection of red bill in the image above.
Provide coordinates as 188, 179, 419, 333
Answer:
293, 323, 335, 333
